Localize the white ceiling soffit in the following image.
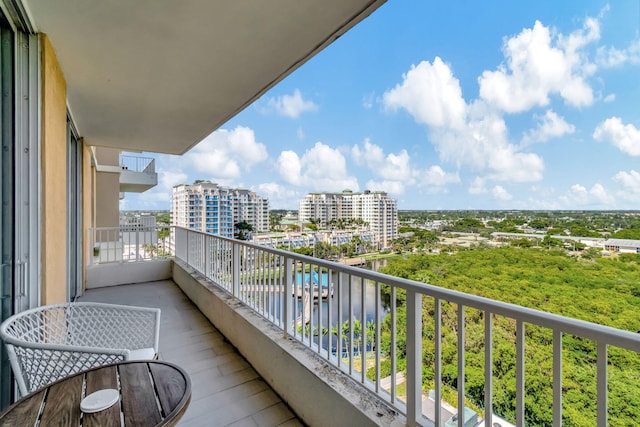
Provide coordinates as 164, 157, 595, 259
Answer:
25, 0, 386, 155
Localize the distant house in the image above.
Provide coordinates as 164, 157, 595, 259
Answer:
604, 238, 640, 253
492, 232, 605, 248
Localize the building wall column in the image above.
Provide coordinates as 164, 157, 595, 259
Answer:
93, 147, 120, 229
40, 34, 67, 305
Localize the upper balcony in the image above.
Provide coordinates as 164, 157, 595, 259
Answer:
85, 225, 640, 426
119, 155, 158, 193
91, 148, 158, 195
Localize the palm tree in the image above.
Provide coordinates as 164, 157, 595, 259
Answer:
332, 319, 363, 356
365, 320, 376, 351
234, 221, 254, 240
144, 244, 158, 258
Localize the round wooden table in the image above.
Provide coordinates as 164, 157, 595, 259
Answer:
0, 360, 191, 427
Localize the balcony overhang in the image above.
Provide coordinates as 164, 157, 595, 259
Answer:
119, 169, 158, 193
119, 155, 158, 192
23, 0, 387, 155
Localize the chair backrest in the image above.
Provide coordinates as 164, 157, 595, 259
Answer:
0, 302, 160, 395
64, 303, 159, 350
4, 341, 124, 395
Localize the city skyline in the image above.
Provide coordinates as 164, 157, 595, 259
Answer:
121, 1, 640, 211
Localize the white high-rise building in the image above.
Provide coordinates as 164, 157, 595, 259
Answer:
172, 181, 269, 238
299, 190, 398, 248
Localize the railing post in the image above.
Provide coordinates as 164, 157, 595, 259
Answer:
204, 235, 210, 278
186, 230, 190, 266
135, 225, 140, 261
458, 305, 465, 427
484, 311, 493, 427
283, 257, 293, 337
516, 320, 525, 427
434, 298, 442, 425
597, 342, 608, 427
553, 329, 562, 427
232, 242, 240, 298
90, 229, 95, 265
406, 289, 422, 427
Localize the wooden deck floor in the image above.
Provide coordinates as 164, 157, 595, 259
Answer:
79, 280, 303, 427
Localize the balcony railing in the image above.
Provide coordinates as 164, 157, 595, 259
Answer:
90, 225, 173, 264
119, 155, 155, 174
173, 226, 640, 427
118, 155, 157, 192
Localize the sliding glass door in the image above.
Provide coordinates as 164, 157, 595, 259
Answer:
0, 10, 15, 409
0, 7, 39, 407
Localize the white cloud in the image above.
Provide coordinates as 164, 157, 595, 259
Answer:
365, 179, 406, 195
384, 58, 544, 183
351, 139, 410, 194
524, 182, 616, 209
276, 150, 302, 185
521, 110, 575, 146
184, 126, 269, 180
352, 139, 412, 181
383, 15, 613, 186
603, 93, 616, 103
254, 182, 302, 209
492, 185, 512, 201
383, 57, 467, 129
478, 19, 597, 113
379, 151, 413, 180
567, 184, 589, 203
362, 92, 375, 109
158, 167, 188, 189
593, 117, 640, 156
352, 138, 385, 166
525, 185, 562, 209
276, 142, 359, 192
613, 170, 640, 193
468, 177, 488, 194
596, 39, 640, 68
351, 139, 458, 194
560, 183, 613, 206
589, 183, 611, 203
419, 165, 460, 187
266, 89, 318, 118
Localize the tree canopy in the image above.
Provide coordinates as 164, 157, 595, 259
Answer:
375, 247, 640, 426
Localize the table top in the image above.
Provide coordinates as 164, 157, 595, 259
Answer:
0, 360, 191, 427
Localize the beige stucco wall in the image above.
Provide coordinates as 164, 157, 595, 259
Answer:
95, 170, 120, 229
89, 146, 122, 231
40, 34, 68, 305
93, 147, 120, 167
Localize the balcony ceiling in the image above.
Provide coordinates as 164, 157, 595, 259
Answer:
25, 0, 386, 155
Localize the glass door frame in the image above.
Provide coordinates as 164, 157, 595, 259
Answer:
67, 118, 82, 301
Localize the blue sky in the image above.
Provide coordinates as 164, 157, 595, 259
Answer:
122, 1, 640, 211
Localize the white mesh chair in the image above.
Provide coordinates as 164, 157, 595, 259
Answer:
0, 302, 161, 396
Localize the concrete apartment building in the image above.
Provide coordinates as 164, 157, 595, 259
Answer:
172, 181, 269, 238
298, 190, 398, 249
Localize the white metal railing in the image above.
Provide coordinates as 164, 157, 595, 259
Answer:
119, 155, 155, 174
89, 225, 172, 264
174, 226, 640, 427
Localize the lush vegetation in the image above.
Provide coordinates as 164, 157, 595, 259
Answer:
374, 248, 640, 426
399, 210, 640, 241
